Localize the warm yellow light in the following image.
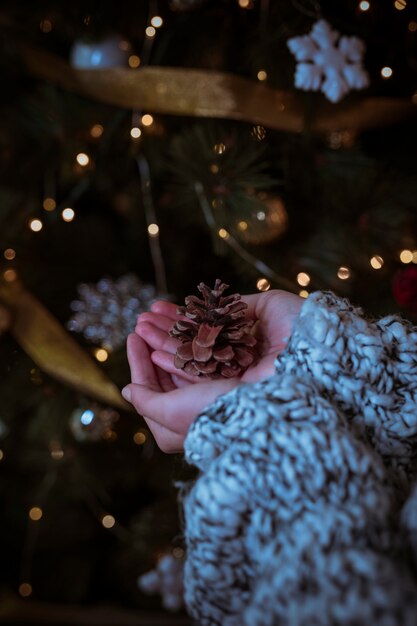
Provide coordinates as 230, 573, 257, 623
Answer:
4, 248, 16, 260
62, 208, 75, 222
370, 255, 384, 269
256, 278, 271, 291
218, 228, 229, 239
359, 0, 370, 10
90, 124, 104, 138
3, 269, 17, 282
19, 583, 32, 597
257, 70, 268, 81
409, 21, 417, 31
141, 114, 154, 127
102, 514, 116, 528
43, 197, 56, 211
146, 26, 156, 37
29, 507, 43, 521
238, 0, 251, 6
381, 66, 393, 79
337, 266, 351, 280
29, 219, 43, 232
76, 152, 90, 166
0, 450, 3, 461
299, 290, 309, 298
119, 40, 130, 51
400, 249, 413, 263
412, 251, 417, 263
133, 431, 147, 445
214, 143, 226, 154
128, 55, 141, 68
95, 348, 109, 362
238, 220, 248, 231
297, 272, 311, 287
210, 164, 219, 174
40, 19, 52, 32
130, 127, 142, 139
148, 223, 160, 236
50, 441, 64, 461
251, 125, 266, 140
394, 0, 406, 9
151, 16, 163, 27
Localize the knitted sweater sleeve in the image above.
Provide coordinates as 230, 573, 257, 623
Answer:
182, 291, 417, 626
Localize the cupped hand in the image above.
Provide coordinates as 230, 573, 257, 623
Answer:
122, 289, 302, 453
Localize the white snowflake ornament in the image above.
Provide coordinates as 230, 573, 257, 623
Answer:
287, 19, 369, 103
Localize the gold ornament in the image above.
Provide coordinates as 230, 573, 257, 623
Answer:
236, 194, 288, 245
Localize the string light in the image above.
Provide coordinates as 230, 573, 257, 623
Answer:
257, 70, 268, 81
130, 127, 142, 139
358, 0, 370, 10
238, 221, 248, 231
370, 255, 384, 269
40, 19, 52, 32
128, 55, 141, 68
3, 269, 17, 282
409, 21, 417, 31
29, 219, 43, 232
19, 583, 33, 598
94, 348, 109, 362
299, 290, 309, 298
62, 208, 75, 222
412, 251, 417, 263
0, 450, 4, 461
256, 278, 271, 291
151, 16, 163, 27
133, 431, 147, 445
29, 507, 43, 521
148, 223, 159, 236
337, 266, 351, 280
210, 164, 219, 173
49, 440, 64, 460
172, 547, 185, 559
145, 26, 156, 37
141, 114, 154, 127
119, 40, 130, 52
218, 228, 229, 239
400, 249, 413, 263
90, 124, 104, 138
213, 143, 226, 154
296, 272, 310, 287
381, 66, 393, 79
394, 0, 406, 9
238, 0, 252, 7
257, 211, 266, 221
102, 514, 116, 529
4, 248, 16, 260
76, 152, 90, 167
251, 125, 266, 140
43, 197, 56, 211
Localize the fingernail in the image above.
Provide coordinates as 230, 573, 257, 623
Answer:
121, 386, 132, 402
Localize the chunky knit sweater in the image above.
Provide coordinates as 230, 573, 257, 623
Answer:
182, 292, 417, 626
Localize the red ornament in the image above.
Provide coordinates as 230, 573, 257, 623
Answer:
392, 266, 417, 310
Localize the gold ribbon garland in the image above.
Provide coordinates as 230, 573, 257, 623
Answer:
0, 280, 130, 411
21, 44, 416, 133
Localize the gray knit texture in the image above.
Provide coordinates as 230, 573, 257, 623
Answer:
182, 291, 417, 626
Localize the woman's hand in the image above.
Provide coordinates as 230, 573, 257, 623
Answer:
122, 289, 302, 453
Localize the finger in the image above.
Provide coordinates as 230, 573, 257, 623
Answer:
151, 350, 199, 384
136, 311, 173, 334
136, 321, 180, 354
126, 333, 161, 391
141, 416, 185, 454
155, 363, 177, 393
151, 300, 188, 321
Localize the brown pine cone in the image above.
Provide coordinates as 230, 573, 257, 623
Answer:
169, 279, 257, 378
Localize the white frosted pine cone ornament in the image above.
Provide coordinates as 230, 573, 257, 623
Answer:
68, 274, 166, 352
70, 35, 131, 69
287, 19, 369, 103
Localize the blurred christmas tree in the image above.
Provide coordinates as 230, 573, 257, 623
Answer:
0, 0, 417, 622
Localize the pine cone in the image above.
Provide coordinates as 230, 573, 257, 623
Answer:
169, 279, 257, 378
